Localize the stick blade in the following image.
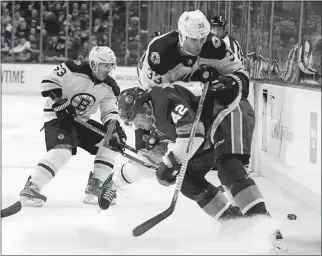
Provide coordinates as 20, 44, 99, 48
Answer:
132, 205, 174, 237
1, 201, 22, 218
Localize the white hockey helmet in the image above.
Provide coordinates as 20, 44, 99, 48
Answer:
89, 46, 117, 76
178, 10, 210, 45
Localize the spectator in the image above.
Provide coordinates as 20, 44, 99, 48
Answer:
1, 8, 12, 26
1, 23, 11, 40
93, 18, 105, 34
247, 39, 269, 79
77, 40, 90, 61
71, 8, 79, 21
26, 8, 39, 26
67, 40, 77, 59
128, 16, 139, 39
126, 35, 144, 66
72, 2, 79, 11
14, 11, 25, 27
1, 35, 10, 61
79, 3, 88, 16
279, 28, 321, 84
16, 20, 29, 37
28, 28, 40, 62
97, 33, 109, 46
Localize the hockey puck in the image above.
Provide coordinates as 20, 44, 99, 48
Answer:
287, 213, 297, 220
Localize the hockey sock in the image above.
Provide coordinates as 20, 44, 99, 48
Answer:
112, 160, 155, 189
230, 177, 265, 214
30, 148, 72, 189
93, 146, 118, 182
197, 184, 230, 220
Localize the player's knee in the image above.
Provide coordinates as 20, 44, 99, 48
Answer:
180, 166, 209, 200
217, 155, 247, 189
48, 148, 72, 168
181, 179, 205, 200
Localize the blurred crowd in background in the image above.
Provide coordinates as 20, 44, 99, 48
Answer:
1, 1, 321, 85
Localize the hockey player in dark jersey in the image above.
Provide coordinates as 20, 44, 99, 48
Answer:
19, 46, 127, 207
135, 10, 266, 218
100, 79, 285, 250
100, 81, 244, 222
97, 10, 285, 251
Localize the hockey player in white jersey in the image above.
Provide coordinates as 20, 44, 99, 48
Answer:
210, 15, 245, 65
19, 46, 127, 206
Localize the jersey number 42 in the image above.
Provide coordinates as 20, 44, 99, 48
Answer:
171, 104, 188, 124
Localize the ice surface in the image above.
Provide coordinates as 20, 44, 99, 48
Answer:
2, 95, 321, 255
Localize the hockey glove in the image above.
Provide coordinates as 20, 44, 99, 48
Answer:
211, 76, 237, 91
182, 65, 220, 83
156, 152, 181, 186
105, 120, 127, 152
145, 133, 159, 150
52, 98, 76, 129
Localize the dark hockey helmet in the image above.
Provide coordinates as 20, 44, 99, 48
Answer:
210, 15, 227, 28
118, 87, 147, 122
151, 31, 162, 38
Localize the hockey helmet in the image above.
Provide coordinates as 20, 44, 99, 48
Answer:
210, 16, 227, 28
151, 31, 162, 39
118, 87, 147, 122
178, 10, 210, 43
89, 46, 117, 76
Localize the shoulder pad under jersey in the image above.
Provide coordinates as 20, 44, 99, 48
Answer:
104, 75, 120, 96
199, 33, 226, 60
64, 59, 92, 75
147, 31, 181, 75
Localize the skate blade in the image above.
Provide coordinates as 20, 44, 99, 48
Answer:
20, 197, 45, 207
83, 194, 98, 205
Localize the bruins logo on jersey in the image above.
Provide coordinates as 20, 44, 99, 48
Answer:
71, 93, 96, 115
150, 52, 160, 64
212, 36, 221, 48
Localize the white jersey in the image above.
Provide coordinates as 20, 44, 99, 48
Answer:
40, 59, 120, 125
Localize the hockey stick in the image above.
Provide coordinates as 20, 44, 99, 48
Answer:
74, 118, 157, 170
1, 201, 22, 218
132, 72, 211, 237
1, 119, 117, 218
74, 118, 138, 153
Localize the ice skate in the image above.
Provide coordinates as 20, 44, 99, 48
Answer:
83, 171, 116, 205
19, 176, 47, 207
218, 205, 243, 222
98, 173, 117, 210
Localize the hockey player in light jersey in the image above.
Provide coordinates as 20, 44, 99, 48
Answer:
19, 46, 127, 206
210, 15, 245, 65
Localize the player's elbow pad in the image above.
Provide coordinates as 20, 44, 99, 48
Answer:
41, 88, 63, 100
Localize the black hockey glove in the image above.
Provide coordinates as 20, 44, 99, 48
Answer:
156, 152, 181, 186
52, 98, 76, 129
105, 120, 127, 152
211, 76, 237, 91
182, 65, 220, 83
145, 133, 159, 150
